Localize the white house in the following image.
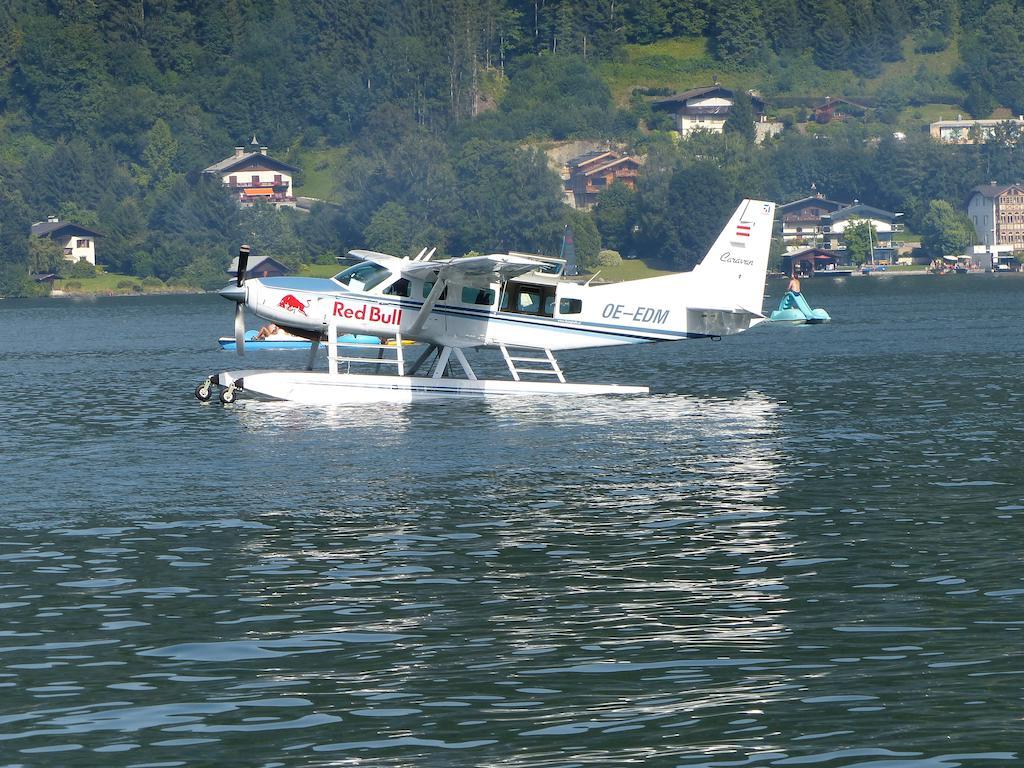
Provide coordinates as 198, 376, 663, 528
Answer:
651, 84, 780, 141
930, 116, 1024, 144
967, 181, 1024, 250
778, 190, 850, 249
821, 203, 900, 263
203, 139, 301, 207
31, 217, 102, 265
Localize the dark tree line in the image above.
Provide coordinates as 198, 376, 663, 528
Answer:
1, 0, 1023, 295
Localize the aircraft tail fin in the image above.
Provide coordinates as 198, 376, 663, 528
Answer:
691, 199, 776, 314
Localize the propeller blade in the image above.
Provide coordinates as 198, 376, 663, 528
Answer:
234, 303, 246, 356
236, 245, 250, 287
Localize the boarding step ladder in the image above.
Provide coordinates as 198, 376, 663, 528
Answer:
326, 323, 405, 376
497, 343, 565, 384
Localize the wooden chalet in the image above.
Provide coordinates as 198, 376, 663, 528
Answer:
204, 138, 301, 208
812, 97, 869, 124
225, 254, 292, 279
565, 150, 640, 209
31, 217, 103, 265
778, 188, 850, 247
651, 84, 768, 137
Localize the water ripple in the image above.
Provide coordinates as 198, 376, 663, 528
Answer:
2, 287, 1024, 764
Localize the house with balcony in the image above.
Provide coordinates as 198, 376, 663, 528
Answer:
204, 139, 300, 207
651, 84, 780, 141
821, 203, 900, 262
564, 150, 641, 209
778, 188, 850, 249
967, 181, 1024, 251
30, 217, 102, 265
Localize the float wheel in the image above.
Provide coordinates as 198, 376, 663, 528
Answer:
194, 380, 212, 401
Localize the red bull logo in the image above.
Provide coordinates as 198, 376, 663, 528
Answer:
278, 294, 308, 315
333, 301, 402, 325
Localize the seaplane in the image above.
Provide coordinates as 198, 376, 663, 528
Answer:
195, 199, 776, 404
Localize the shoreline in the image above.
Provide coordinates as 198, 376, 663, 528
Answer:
49, 288, 206, 298
11, 268, 1016, 301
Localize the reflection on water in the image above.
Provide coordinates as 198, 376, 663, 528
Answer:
1, 284, 1023, 765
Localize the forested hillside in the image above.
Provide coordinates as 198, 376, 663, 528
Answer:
3, 0, 1024, 296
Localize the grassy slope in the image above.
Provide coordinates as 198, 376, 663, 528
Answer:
52, 272, 195, 295
292, 146, 348, 201
299, 264, 341, 278
600, 34, 968, 124
581, 260, 674, 281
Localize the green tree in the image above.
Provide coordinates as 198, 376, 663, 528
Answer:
27, 236, 64, 275
764, 0, 808, 52
847, 0, 883, 77
238, 205, 305, 269
920, 199, 974, 256
15, 16, 109, 137
450, 139, 563, 255
713, 0, 767, 67
665, 0, 709, 36
961, 3, 1024, 114
844, 219, 877, 265
141, 118, 179, 190
562, 207, 601, 270
813, 1, 851, 69
65, 259, 97, 278
365, 202, 415, 256
725, 91, 756, 142
486, 55, 617, 140
593, 181, 637, 253
0, 188, 31, 297
636, 155, 738, 268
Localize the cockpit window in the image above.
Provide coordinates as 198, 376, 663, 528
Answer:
333, 262, 392, 292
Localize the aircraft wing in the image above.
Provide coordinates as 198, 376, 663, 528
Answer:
401, 253, 545, 281
347, 249, 410, 271
401, 254, 547, 338
348, 249, 546, 281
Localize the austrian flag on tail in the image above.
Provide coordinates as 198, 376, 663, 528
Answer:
736, 222, 752, 238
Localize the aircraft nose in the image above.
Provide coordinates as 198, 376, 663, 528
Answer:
219, 283, 247, 303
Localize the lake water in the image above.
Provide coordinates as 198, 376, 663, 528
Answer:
1, 275, 1022, 767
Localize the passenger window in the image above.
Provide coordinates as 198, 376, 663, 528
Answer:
461, 286, 495, 306
422, 280, 447, 300
559, 298, 582, 315
517, 289, 541, 313
385, 278, 411, 297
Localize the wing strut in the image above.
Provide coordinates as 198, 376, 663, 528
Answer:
406, 270, 448, 337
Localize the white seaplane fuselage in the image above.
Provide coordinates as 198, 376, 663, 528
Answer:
202, 199, 776, 404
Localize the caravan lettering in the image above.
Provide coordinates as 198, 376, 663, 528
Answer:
333, 301, 402, 325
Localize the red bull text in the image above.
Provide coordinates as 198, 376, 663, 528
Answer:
333, 301, 402, 325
